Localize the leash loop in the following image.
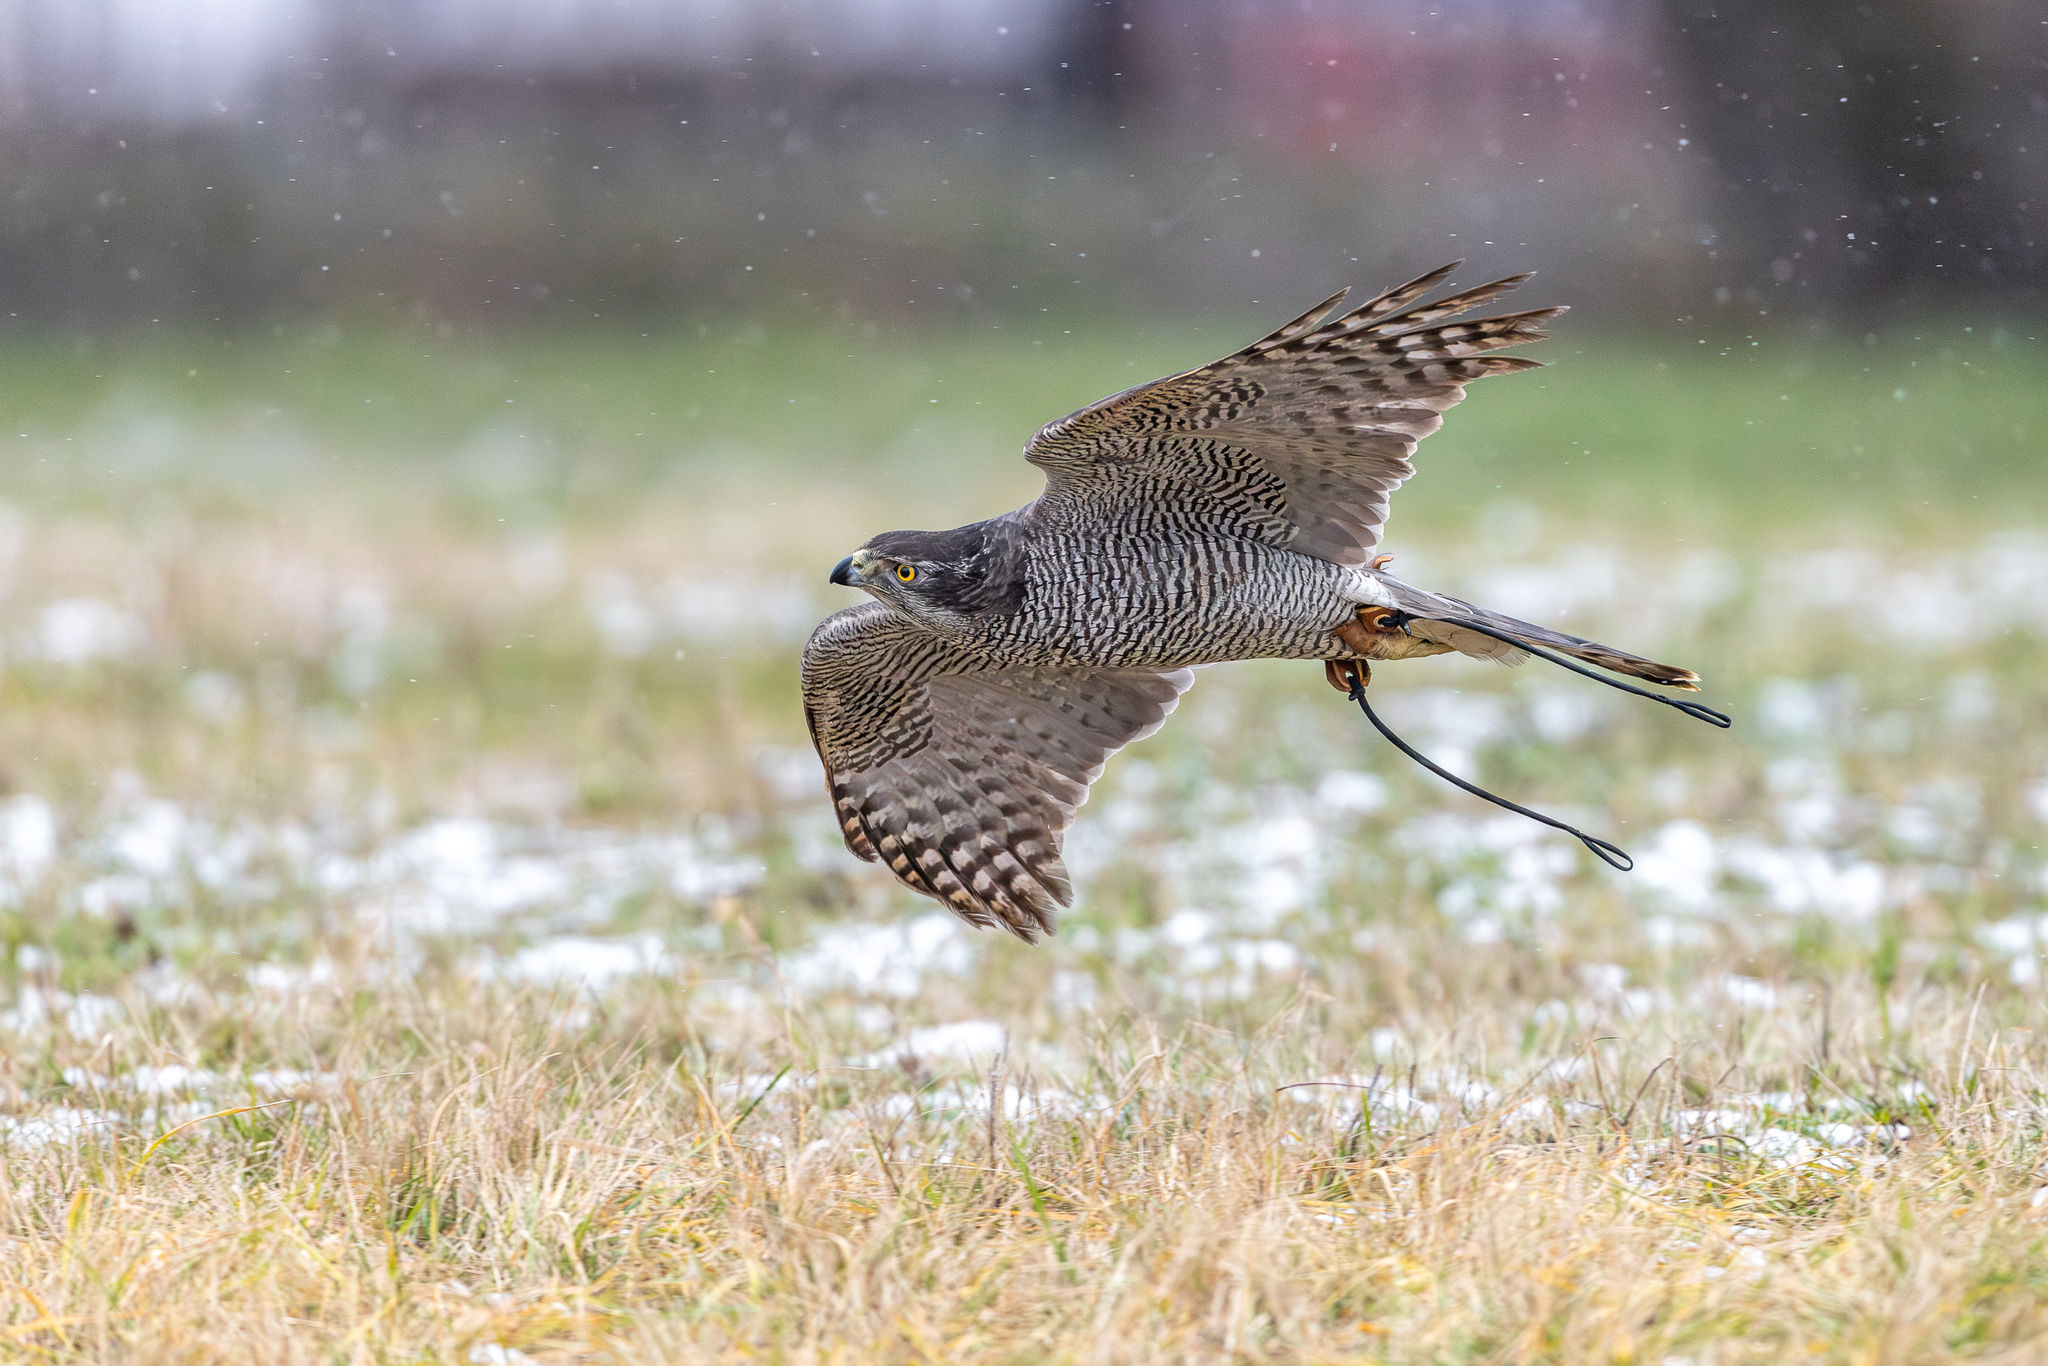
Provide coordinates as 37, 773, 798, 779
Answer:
1345, 675, 1634, 872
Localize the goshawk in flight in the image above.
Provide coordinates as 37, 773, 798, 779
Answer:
802, 263, 1707, 940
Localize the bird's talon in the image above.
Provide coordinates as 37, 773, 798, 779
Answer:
1325, 660, 1370, 693
1369, 554, 1394, 570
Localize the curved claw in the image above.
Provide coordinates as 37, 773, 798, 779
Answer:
1324, 659, 1371, 693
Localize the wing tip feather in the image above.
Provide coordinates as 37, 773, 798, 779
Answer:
1245, 287, 1354, 355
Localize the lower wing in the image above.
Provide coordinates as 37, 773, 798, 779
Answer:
800, 603, 1195, 940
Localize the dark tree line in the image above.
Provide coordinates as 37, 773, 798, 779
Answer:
1664, 0, 2047, 315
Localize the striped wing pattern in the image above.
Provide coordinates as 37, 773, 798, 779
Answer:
1024, 263, 1563, 567
801, 603, 1193, 939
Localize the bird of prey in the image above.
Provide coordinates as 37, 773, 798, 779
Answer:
802, 263, 1705, 940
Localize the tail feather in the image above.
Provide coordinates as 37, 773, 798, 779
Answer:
1379, 576, 1702, 690
1454, 600, 1701, 689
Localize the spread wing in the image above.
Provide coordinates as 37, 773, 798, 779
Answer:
800, 602, 1193, 940
1023, 263, 1561, 566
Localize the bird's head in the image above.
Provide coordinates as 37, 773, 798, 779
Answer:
828, 521, 1022, 629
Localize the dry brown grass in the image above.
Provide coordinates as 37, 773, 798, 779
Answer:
9, 969, 2048, 1364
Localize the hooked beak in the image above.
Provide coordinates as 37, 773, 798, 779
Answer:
829, 554, 859, 587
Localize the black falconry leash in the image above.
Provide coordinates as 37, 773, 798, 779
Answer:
1334, 611, 1731, 872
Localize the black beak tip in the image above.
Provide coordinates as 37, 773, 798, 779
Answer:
829, 555, 856, 587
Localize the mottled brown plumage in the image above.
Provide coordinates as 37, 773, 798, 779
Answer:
802, 264, 1703, 939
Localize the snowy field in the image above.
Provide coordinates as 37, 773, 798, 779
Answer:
2, 325, 2047, 1360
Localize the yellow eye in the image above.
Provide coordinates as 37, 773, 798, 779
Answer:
895, 564, 917, 583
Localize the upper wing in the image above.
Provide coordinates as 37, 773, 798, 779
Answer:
800, 602, 1194, 940
1023, 263, 1561, 566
